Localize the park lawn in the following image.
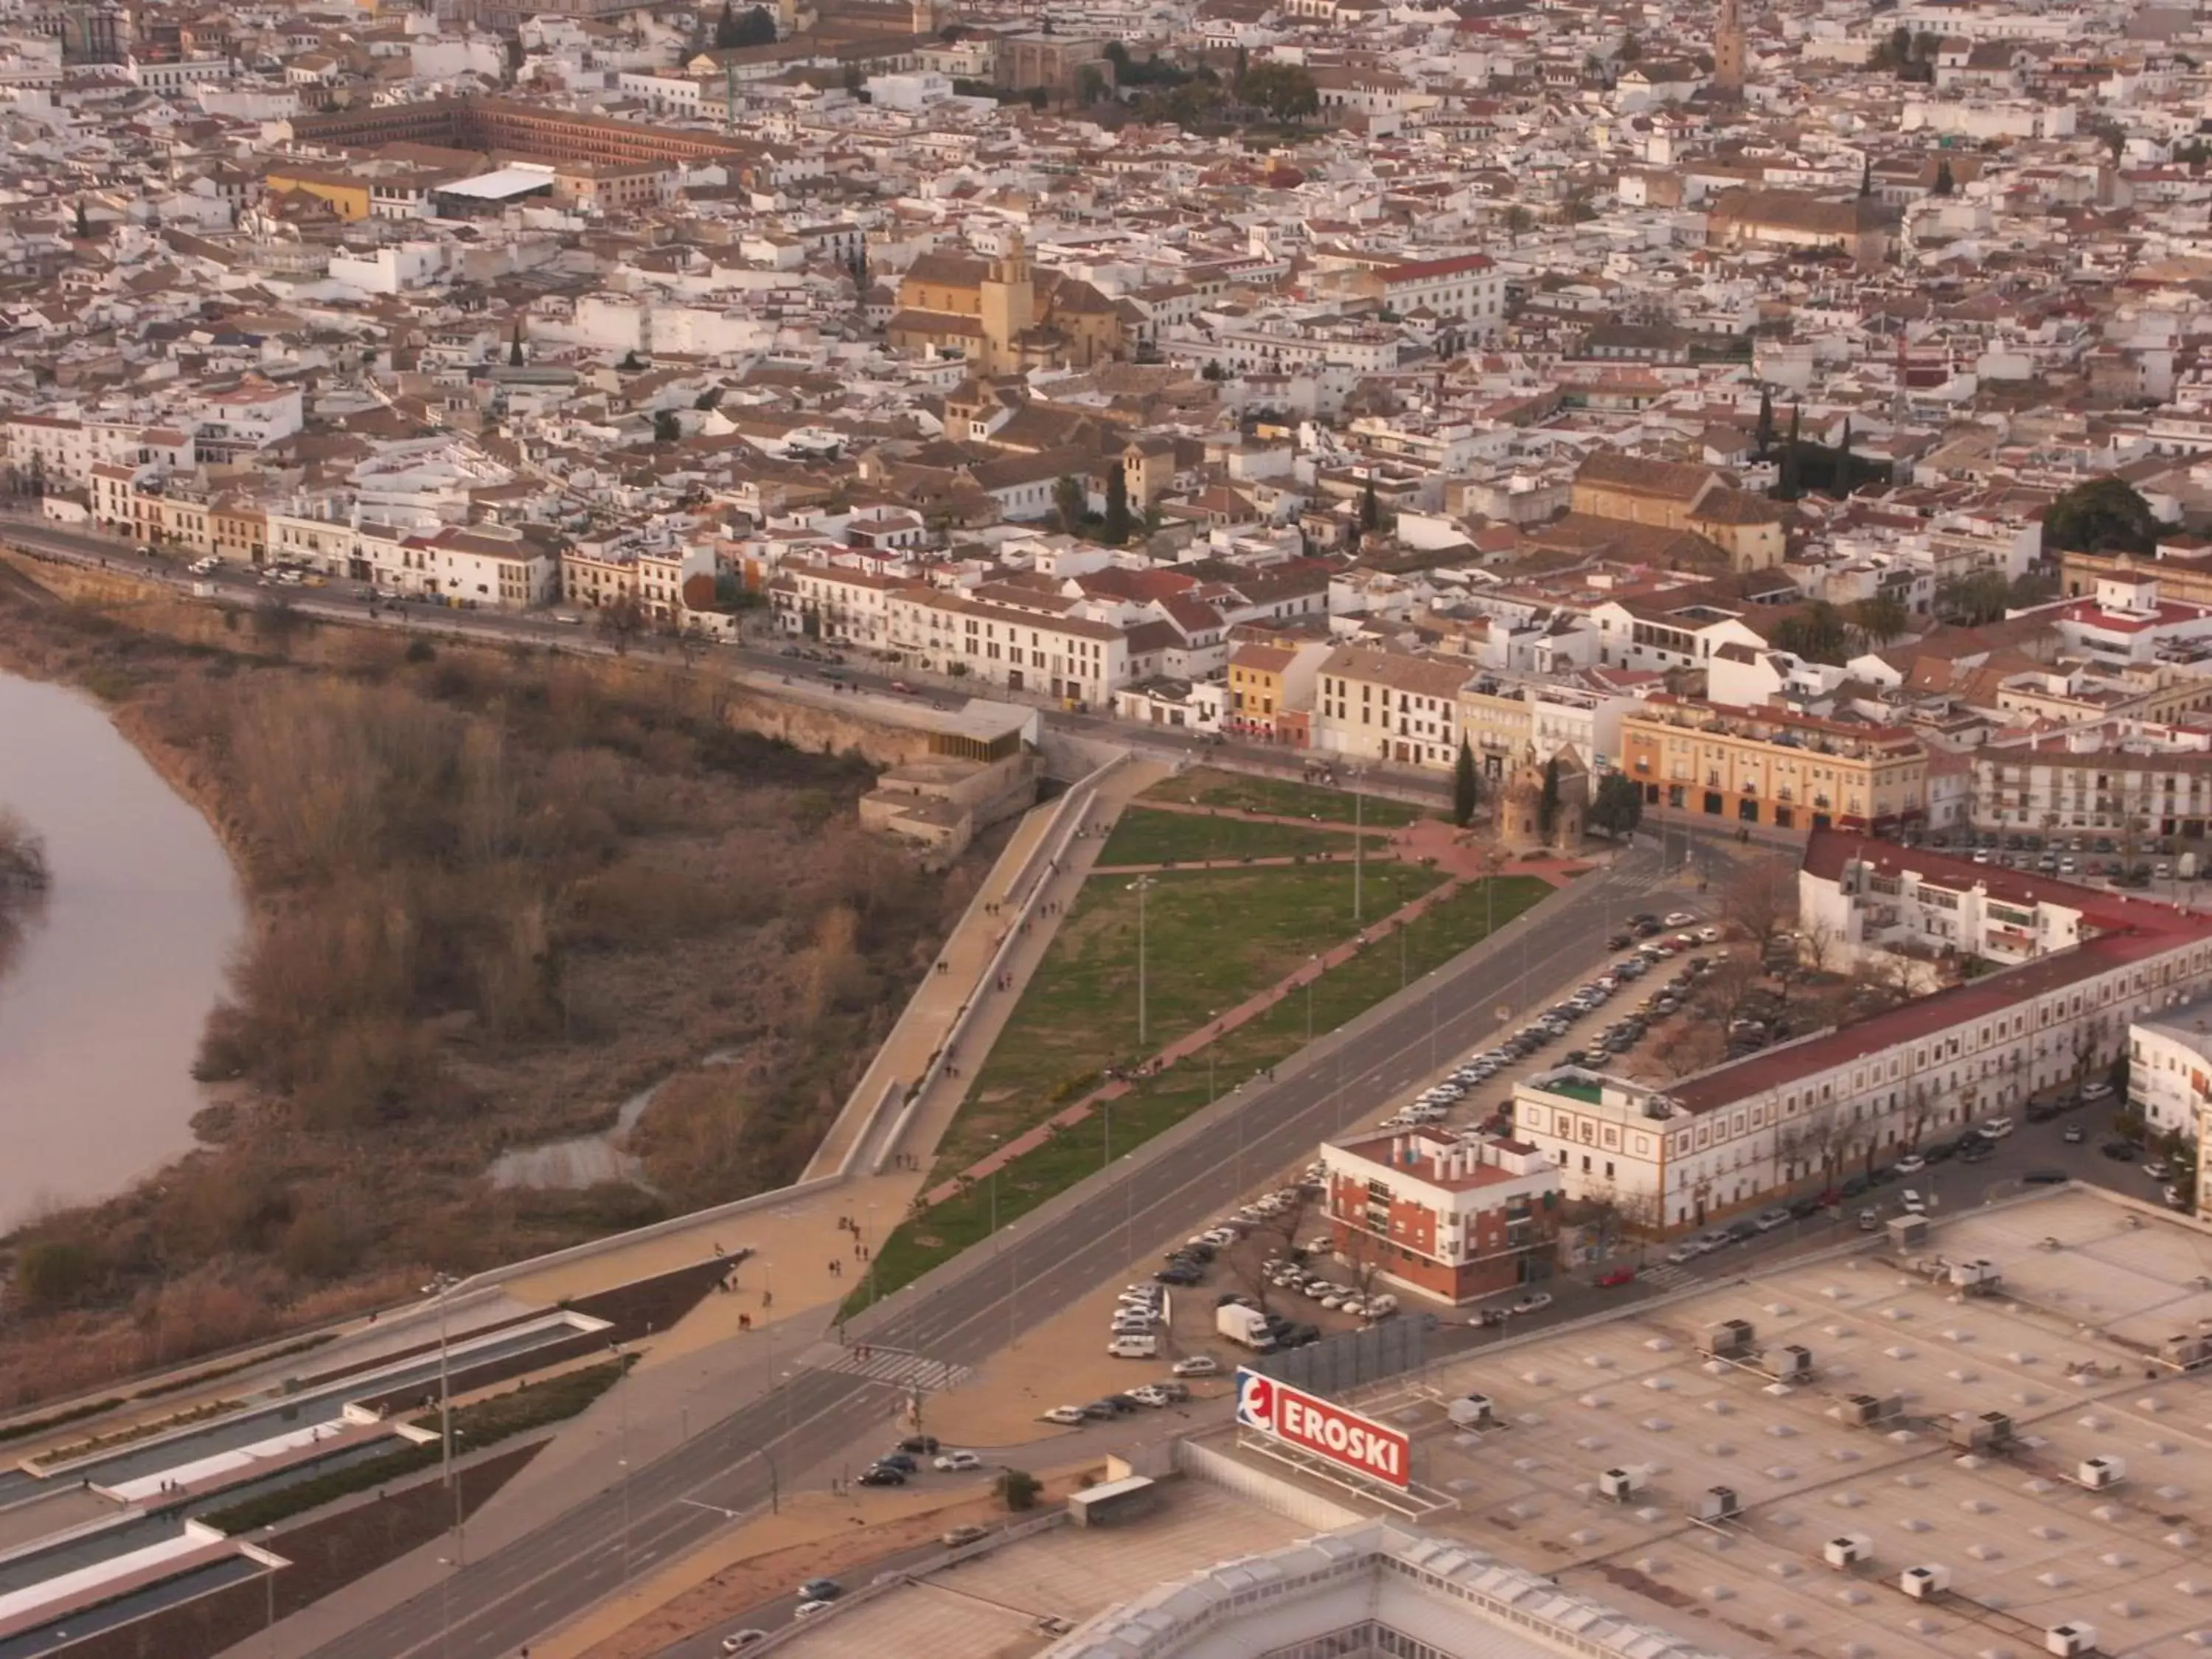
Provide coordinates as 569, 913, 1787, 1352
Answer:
1094, 805, 1369, 869
1138, 765, 1427, 829
935, 860, 1447, 1180
854, 874, 1553, 1311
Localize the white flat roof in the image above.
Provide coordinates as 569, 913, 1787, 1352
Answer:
438, 166, 556, 200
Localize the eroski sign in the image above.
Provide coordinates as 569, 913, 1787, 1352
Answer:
1235, 1368, 1410, 1489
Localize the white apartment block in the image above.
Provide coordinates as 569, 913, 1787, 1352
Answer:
1314, 646, 1469, 770
1801, 835, 2099, 970
2127, 994, 2212, 1144
1970, 745, 2212, 840
1514, 833, 2212, 1232
886, 588, 1127, 709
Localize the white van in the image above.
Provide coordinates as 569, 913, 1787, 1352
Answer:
1107, 1333, 1159, 1360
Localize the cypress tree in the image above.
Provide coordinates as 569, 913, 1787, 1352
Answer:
1453, 738, 1480, 827
1833, 418, 1854, 497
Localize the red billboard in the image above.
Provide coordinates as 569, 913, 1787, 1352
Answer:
1235, 1368, 1409, 1490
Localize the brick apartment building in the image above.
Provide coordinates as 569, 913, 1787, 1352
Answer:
1318, 1129, 1561, 1304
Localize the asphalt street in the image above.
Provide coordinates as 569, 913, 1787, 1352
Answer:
0, 512, 1781, 1658
299, 843, 1699, 1659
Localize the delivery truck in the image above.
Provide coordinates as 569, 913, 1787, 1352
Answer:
1216, 1303, 1277, 1351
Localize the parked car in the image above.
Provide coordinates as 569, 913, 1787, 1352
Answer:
799, 1580, 845, 1603
1171, 1354, 1220, 1377
2080, 1081, 2115, 1102
1895, 1155, 1926, 1175
2022, 1169, 2070, 1186
900, 1436, 941, 1455
1596, 1265, 1637, 1287
1507, 1292, 1554, 1315
2062, 1124, 2087, 1144
2101, 1140, 2140, 1161
941, 1525, 987, 1548
1753, 1207, 1792, 1231
1663, 911, 1696, 928
722, 1632, 769, 1652
1978, 1116, 2016, 1139
935, 1450, 981, 1471
1042, 1405, 1087, 1425
858, 1466, 906, 1486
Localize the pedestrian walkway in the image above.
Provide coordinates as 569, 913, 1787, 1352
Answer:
1128, 798, 1395, 835
804, 796, 1065, 1180
796, 1341, 970, 1394
1638, 1260, 1694, 1290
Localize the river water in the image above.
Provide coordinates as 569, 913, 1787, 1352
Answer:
0, 674, 243, 1231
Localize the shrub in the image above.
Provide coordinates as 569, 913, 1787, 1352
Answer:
995, 1468, 1040, 1512
14, 1239, 98, 1310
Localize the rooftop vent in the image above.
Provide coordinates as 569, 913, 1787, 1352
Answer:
2045, 1623, 2098, 1658
1694, 1485, 1742, 1523
2079, 1455, 2125, 1490
1951, 1411, 2013, 1453
1599, 1467, 1644, 1503
1703, 1319, 1756, 1360
1764, 1344, 1813, 1382
1825, 1534, 1874, 1570
1900, 1564, 1951, 1601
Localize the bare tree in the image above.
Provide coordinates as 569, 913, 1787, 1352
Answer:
1232, 1189, 1317, 1315
1718, 854, 1799, 958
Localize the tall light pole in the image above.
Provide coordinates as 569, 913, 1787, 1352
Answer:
422, 1271, 461, 1495
1352, 767, 1366, 924
1305, 953, 1319, 1042
437, 1556, 454, 1659
1127, 875, 1155, 1047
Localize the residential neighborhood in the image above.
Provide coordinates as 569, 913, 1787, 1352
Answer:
21, 0, 2212, 1653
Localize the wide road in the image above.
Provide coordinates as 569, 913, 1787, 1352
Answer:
305, 846, 1686, 1659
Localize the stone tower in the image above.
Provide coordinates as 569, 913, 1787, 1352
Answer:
978, 229, 1033, 376
1713, 0, 1746, 99
910, 0, 939, 34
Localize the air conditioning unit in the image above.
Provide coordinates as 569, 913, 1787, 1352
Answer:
2046, 1623, 2098, 1658
1764, 1344, 1813, 1382
2162, 1333, 2212, 1370
1449, 1393, 1497, 1428
1888, 1214, 1930, 1249
1840, 1394, 1881, 1427
1599, 1467, 1644, 1502
1900, 1565, 1951, 1600
2079, 1455, 2124, 1489
1703, 1319, 1756, 1360
1950, 1411, 2012, 1452
1694, 1485, 1742, 1523
1824, 1534, 1873, 1570
1950, 1258, 2002, 1295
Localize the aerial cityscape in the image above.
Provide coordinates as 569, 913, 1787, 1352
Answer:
4, 0, 2212, 1654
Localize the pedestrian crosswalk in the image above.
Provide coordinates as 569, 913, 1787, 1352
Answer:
799, 1342, 971, 1394
1639, 1261, 1695, 1290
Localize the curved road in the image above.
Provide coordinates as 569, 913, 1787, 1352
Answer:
305, 846, 1680, 1659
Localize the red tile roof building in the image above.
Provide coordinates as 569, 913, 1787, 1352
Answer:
1514, 830, 2212, 1232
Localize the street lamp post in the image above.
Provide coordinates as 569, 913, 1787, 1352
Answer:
1352, 768, 1366, 924
437, 1557, 454, 1659
422, 1272, 461, 1494
1127, 876, 1155, 1048
1304, 954, 1319, 1042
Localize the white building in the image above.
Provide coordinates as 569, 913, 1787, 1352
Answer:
2128, 995, 2212, 1147
1800, 834, 2100, 970
1516, 831, 2212, 1231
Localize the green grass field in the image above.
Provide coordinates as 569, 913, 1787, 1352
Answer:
1094, 806, 1371, 868
933, 860, 1447, 1179
850, 873, 1554, 1312
1136, 765, 1428, 829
